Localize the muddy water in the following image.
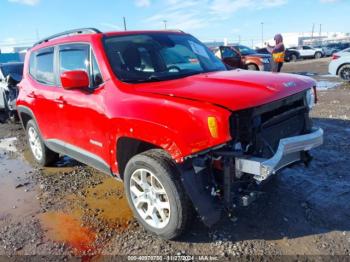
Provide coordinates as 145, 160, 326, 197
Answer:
39, 176, 133, 254
40, 212, 97, 252
0, 143, 39, 220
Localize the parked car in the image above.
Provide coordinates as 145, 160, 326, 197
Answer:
0, 62, 24, 121
213, 45, 271, 71
288, 45, 324, 59
256, 47, 300, 62
17, 28, 323, 239
232, 45, 272, 71
329, 48, 350, 81
322, 43, 350, 57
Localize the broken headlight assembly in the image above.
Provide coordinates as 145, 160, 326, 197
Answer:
306, 87, 316, 110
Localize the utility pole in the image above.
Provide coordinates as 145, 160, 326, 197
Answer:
311, 23, 315, 40
123, 17, 127, 31
319, 24, 322, 36
163, 20, 167, 30
261, 22, 264, 47
238, 35, 241, 44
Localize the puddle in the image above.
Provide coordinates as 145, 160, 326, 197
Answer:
317, 80, 342, 90
0, 137, 17, 152
0, 149, 39, 219
39, 177, 133, 254
40, 212, 97, 253
292, 72, 319, 76
82, 177, 133, 229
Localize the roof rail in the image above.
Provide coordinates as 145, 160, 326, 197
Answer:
33, 28, 102, 47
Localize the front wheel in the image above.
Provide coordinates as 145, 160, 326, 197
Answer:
124, 149, 193, 240
338, 64, 350, 81
26, 120, 59, 166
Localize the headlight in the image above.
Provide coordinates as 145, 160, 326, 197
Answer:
261, 58, 270, 64
306, 88, 316, 109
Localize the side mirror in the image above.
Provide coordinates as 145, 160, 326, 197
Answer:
60, 70, 89, 90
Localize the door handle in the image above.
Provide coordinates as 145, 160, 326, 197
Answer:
28, 91, 37, 98
54, 97, 66, 104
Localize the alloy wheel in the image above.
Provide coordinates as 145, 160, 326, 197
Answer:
129, 168, 171, 229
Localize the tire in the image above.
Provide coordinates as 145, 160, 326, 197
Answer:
290, 54, 298, 62
124, 149, 193, 240
247, 64, 259, 71
338, 64, 350, 81
314, 52, 322, 59
26, 120, 59, 166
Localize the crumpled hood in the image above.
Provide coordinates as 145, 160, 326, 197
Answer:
134, 70, 316, 111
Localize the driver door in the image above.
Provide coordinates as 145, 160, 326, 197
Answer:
55, 43, 109, 167
220, 46, 242, 69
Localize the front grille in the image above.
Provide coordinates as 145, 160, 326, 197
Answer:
230, 91, 311, 158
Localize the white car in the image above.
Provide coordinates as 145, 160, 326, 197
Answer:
288, 45, 324, 59
329, 48, 350, 81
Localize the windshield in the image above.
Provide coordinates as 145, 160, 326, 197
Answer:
104, 33, 226, 83
233, 45, 257, 55
0, 63, 23, 78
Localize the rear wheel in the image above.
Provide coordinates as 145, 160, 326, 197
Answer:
290, 54, 298, 62
338, 64, 350, 81
124, 149, 193, 239
314, 52, 322, 59
26, 120, 59, 166
247, 64, 259, 71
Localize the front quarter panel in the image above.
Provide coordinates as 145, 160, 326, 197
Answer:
104, 84, 232, 168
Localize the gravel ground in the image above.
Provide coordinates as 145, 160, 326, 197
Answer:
0, 58, 349, 260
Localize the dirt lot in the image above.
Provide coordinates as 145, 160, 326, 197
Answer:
0, 58, 349, 260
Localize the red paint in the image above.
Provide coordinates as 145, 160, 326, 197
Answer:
17, 30, 316, 176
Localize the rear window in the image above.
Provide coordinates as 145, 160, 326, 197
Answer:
29, 48, 55, 85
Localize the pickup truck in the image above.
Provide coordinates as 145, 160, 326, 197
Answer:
17, 28, 323, 239
213, 45, 271, 71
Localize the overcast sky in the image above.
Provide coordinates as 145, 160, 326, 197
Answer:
0, 0, 348, 47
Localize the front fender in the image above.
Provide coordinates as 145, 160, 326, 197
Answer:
107, 92, 232, 167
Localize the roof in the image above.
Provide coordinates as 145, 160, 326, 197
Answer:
31, 28, 187, 50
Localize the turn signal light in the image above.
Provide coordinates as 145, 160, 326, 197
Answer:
208, 117, 219, 138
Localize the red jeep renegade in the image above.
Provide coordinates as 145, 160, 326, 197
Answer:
17, 28, 323, 239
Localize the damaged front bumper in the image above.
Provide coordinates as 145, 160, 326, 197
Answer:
235, 127, 324, 182
180, 127, 324, 227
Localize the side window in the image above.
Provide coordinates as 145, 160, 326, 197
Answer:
59, 44, 89, 74
221, 47, 239, 59
59, 44, 103, 88
35, 48, 55, 85
303, 46, 311, 50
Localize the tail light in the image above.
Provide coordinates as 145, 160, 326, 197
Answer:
332, 55, 340, 60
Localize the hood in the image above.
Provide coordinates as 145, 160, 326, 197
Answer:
133, 70, 316, 111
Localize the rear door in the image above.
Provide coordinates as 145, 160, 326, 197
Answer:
55, 43, 109, 169
27, 47, 62, 139
220, 46, 242, 68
